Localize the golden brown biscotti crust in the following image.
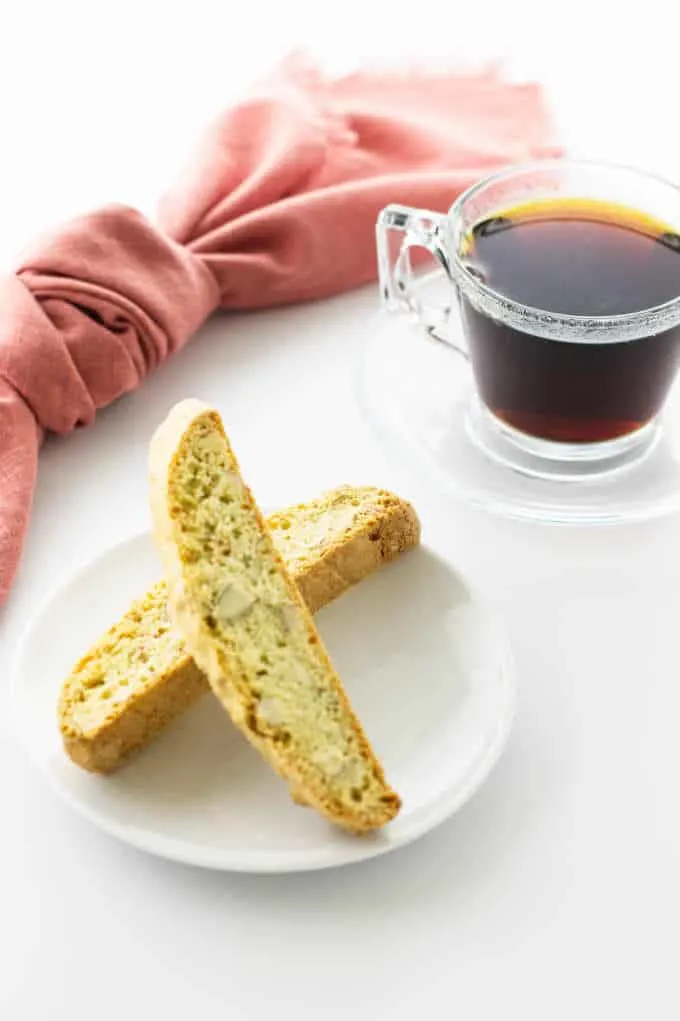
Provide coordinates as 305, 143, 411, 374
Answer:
148, 399, 401, 832
274, 487, 420, 610
59, 486, 419, 773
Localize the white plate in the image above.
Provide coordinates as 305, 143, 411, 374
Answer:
12, 532, 516, 872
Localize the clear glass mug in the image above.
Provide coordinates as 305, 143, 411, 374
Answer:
376, 160, 680, 479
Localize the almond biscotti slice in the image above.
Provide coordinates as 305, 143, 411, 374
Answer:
149, 399, 401, 832
59, 484, 420, 773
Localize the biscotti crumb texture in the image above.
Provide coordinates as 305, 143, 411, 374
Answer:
149, 399, 401, 832
59, 485, 420, 773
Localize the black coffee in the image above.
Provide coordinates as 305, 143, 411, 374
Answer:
459, 198, 680, 443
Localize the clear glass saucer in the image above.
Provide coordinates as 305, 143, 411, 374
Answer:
356, 272, 680, 525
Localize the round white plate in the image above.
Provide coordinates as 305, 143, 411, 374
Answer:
357, 271, 680, 525
12, 532, 515, 873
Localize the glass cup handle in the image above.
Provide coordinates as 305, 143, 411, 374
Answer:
376, 204, 468, 357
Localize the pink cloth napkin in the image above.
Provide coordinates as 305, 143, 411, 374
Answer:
0, 59, 559, 604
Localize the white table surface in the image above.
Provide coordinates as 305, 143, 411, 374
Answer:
2, 3, 680, 1017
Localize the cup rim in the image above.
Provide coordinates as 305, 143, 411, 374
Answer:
448, 157, 680, 344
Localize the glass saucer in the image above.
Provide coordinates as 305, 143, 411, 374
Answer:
356, 272, 680, 525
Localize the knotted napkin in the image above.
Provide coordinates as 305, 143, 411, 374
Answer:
0, 58, 559, 604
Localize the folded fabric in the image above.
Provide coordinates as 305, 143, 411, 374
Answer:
0, 57, 560, 604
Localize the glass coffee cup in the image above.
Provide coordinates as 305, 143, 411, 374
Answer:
376, 160, 680, 480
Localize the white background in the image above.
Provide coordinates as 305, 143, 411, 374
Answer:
2, 2, 679, 1018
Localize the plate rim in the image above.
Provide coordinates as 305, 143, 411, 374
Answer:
11, 529, 517, 873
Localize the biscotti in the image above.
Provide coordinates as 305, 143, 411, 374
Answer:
59, 484, 420, 773
149, 399, 401, 832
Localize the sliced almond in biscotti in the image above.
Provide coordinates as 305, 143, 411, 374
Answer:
58, 485, 420, 774
149, 399, 401, 832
